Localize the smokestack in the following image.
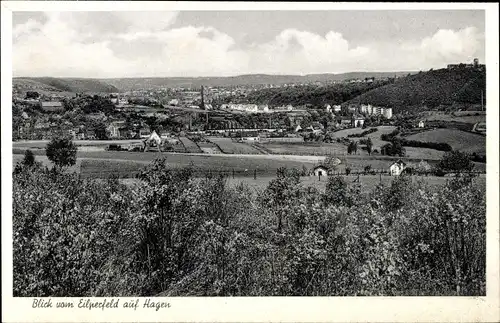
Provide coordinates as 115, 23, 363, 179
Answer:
200, 85, 205, 110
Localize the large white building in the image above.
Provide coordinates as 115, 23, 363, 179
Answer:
360, 104, 392, 119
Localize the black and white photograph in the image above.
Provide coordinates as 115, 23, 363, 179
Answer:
2, 2, 499, 322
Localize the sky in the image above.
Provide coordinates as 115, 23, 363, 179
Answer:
12, 10, 485, 78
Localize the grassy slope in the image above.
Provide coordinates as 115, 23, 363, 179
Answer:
208, 138, 263, 154
405, 129, 486, 154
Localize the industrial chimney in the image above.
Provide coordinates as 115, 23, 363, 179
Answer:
200, 85, 205, 110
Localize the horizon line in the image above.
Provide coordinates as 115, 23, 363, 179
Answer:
12, 70, 421, 80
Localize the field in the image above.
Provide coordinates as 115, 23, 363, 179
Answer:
329, 127, 367, 139
424, 111, 486, 124
403, 147, 445, 159
13, 139, 143, 148
194, 139, 222, 154
327, 126, 397, 153
13, 149, 486, 181
364, 126, 397, 151
208, 137, 262, 154
258, 142, 349, 156
79, 159, 147, 178
178, 136, 202, 153
13, 154, 83, 173
12, 126, 487, 179
405, 128, 486, 154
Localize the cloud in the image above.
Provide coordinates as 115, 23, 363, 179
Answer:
13, 13, 134, 78
379, 26, 485, 71
11, 13, 485, 78
250, 29, 371, 74
13, 19, 43, 39
418, 27, 483, 62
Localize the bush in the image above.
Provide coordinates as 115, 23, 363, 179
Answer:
23, 149, 35, 167
381, 128, 451, 151
347, 127, 378, 138
107, 144, 123, 151
433, 167, 447, 177
13, 158, 486, 297
439, 150, 474, 172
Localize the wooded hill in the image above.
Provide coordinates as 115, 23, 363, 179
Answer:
226, 80, 392, 107
345, 68, 486, 112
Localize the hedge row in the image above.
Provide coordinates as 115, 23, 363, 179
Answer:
347, 128, 378, 138
381, 129, 452, 152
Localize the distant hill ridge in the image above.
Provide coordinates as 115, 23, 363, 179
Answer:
14, 68, 483, 114
101, 72, 415, 91
14, 72, 414, 93
14, 77, 119, 94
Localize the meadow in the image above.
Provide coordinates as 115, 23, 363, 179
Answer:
208, 137, 263, 154
258, 142, 349, 156
424, 111, 486, 124
179, 136, 203, 153
13, 139, 143, 148
405, 128, 486, 154
329, 127, 368, 139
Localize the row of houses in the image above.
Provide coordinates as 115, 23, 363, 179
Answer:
325, 104, 342, 113
220, 104, 270, 113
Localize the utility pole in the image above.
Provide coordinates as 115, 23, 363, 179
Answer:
200, 85, 205, 110
481, 90, 484, 111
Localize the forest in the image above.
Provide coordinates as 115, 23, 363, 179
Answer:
347, 68, 486, 111
219, 80, 391, 108
13, 158, 485, 297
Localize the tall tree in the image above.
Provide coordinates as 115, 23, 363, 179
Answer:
46, 137, 77, 169
366, 138, 373, 156
22, 149, 35, 167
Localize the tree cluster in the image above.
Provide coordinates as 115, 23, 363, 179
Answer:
13, 161, 485, 297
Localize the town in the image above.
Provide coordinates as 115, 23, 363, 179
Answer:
13, 59, 486, 180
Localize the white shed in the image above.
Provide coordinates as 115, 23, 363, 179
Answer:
389, 159, 407, 176
313, 165, 329, 177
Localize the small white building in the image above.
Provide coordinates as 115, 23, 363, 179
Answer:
240, 136, 260, 143
382, 107, 393, 119
352, 117, 365, 128
389, 159, 407, 176
418, 120, 425, 128
169, 99, 179, 106
313, 165, 329, 177
258, 105, 270, 113
332, 105, 342, 113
